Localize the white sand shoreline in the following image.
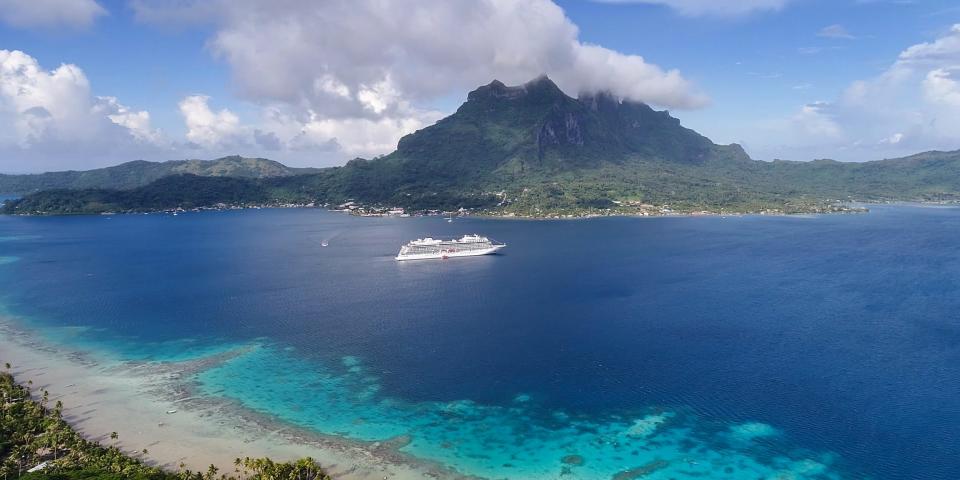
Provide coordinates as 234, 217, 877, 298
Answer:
0, 318, 466, 480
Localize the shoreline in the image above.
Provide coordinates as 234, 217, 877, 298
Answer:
0, 318, 468, 480
0, 201, 873, 220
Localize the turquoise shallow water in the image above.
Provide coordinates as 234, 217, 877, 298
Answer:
195, 343, 844, 479
2, 207, 959, 479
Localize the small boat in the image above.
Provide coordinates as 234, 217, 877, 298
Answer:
321, 240, 329, 247
166, 409, 178, 414
445, 217, 453, 223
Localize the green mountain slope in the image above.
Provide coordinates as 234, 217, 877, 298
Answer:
0, 156, 320, 194
309, 76, 760, 210
761, 151, 960, 200
5, 77, 960, 216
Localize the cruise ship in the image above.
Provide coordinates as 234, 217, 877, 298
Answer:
396, 234, 505, 260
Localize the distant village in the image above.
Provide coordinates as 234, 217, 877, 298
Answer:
84, 197, 868, 219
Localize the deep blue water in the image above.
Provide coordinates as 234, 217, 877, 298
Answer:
1, 206, 958, 479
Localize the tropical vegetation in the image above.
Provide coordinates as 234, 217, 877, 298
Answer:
1, 365, 330, 480
0, 157, 319, 195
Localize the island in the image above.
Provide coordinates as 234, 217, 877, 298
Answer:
3, 77, 960, 217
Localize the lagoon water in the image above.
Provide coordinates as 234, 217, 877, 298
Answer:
1, 206, 959, 479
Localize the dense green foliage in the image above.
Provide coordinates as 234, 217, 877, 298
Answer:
3, 176, 274, 214
0, 156, 320, 194
5, 77, 960, 216
1, 367, 330, 479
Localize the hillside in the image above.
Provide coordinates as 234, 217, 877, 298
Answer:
325, 77, 757, 208
4, 77, 960, 216
0, 156, 320, 194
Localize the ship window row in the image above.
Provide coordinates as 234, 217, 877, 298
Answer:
405, 243, 489, 253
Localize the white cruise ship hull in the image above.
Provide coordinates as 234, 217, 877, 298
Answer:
396, 244, 505, 261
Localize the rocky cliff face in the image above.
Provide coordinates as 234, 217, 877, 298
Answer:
537, 108, 585, 153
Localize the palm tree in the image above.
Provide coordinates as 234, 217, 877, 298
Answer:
205, 464, 219, 480
46, 421, 61, 463
15, 446, 29, 478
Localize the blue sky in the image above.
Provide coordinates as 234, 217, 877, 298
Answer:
2, 0, 960, 172
560, 0, 960, 156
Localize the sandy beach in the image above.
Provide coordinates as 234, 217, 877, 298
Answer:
0, 319, 464, 480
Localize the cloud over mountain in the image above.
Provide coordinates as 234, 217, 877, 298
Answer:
121, 0, 710, 167
0, 1, 710, 170
135, 0, 707, 113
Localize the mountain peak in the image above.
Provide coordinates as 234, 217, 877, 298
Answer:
467, 76, 568, 103
521, 74, 565, 97
522, 74, 557, 88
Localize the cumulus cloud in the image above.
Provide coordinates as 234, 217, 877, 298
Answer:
881, 132, 904, 145
568, 44, 706, 108
0, 46, 437, 171
746, 24, 960, 161
792, 102, 843, 139
0, 50, 163, 172
896, 25, 960, 69
592, 0, 791, 17
0, 0, 106, 29
179, 95, 245, 150
94, 96, 161, 143
293, 112, 444, 156
0, 44, 437, 171
133, 0, 707, 113
124, 0, 709, 168
177, 95, 444, 161
923, 68, 960, 107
